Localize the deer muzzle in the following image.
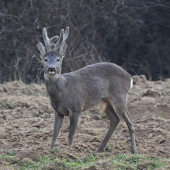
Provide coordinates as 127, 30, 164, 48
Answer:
48, 66, 56, 75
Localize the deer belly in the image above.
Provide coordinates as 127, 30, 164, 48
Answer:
81, 98, 101, 112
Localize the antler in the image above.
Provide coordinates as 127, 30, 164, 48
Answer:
42, 27, 69, 52
42, 28, 51, 52
54, 27, 69, 50
42, 28, 60, 52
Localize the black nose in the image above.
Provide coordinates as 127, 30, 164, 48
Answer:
48, 66, 55, 72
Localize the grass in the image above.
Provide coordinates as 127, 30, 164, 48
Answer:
128, 93, 134, 97
60, 155, 98, 169
0, 99, 9, 109
105, 146, 114, 152
1, 151, 169, 170
21, 155, 55, 170
149, 76, 153, 81
0, 151, 18, 159
37, 129, 43, 133
50, 148, 60, 154
111, 153, 170, 169
20, 154, 98, 170
94, 132, 98, 135
158, 112, 163, 117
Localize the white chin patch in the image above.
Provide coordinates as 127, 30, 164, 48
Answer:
48, 71, 55, 75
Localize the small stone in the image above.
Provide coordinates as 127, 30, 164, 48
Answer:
148, 133, 153, 138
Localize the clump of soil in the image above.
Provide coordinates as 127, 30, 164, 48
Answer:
0, 75, 170, 169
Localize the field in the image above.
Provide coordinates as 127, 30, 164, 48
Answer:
0, 75, 170, 169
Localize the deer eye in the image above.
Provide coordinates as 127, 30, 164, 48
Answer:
44, 58, 48, 62
57, 59, 60, 62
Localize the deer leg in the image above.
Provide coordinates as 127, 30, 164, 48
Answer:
97, 102, 120, 152
68, 112, 80, 146
50, 111, 64, 149
124, 108, 137, 154
115, 103, 137, 154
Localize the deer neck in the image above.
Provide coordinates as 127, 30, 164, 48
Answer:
44, 73, 65, 101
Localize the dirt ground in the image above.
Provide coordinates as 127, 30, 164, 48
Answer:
0, 75, 170, 169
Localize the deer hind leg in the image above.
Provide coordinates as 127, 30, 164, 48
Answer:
97, 100, 120, 152
113, 97, 137, 154
50, 111, 64, 149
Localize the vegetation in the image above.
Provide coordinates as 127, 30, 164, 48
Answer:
1, 151, 169, 170
0, 1, 170, 83
111, 154, 169, 170
1, 151, 17, 159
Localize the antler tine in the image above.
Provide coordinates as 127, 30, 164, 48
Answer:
55, 29, 64, 48
63, 27, 69, 42
50, 36, 59, 44
43, 28, 51, 52
54, 28, 69, 50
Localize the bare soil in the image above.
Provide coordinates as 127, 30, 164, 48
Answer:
0, 75, 170, 169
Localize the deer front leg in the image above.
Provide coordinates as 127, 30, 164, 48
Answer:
68, 112, 80, 146
50, 111, 64, 149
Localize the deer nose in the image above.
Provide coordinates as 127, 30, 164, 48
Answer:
48, 66, 56, 72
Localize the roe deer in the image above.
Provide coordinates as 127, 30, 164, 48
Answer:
37, 27, 137, 154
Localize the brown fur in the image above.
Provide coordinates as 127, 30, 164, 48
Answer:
99, 100, 110, 113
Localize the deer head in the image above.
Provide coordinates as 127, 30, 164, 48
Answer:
37, 27, 69, 77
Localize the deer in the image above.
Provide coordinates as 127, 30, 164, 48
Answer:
37, 27, 137, 154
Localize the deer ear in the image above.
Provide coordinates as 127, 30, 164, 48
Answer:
58, 41, 69, 58
37, 41, 46, 58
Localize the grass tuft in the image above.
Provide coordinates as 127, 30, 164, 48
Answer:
111, 154, 170, 169
1, 152, 169, 170
0, 151, 18, 159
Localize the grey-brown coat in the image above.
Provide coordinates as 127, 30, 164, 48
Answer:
37, 27, 137, 154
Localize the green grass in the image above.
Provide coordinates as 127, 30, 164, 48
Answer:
105, 146, 114, 152
37, 129, 43, 133
19, 154, 98, 170
94, 132, 98, 135
149, 76, 153, 81
60, 155, 98, 169
0, 99, 9, 109
21, 155, 55, 170
1, 151, 169, 170
111, 154, 170, 169
1, 151, 18, 159
50, 148, 60, 154
128, 93, 134, 97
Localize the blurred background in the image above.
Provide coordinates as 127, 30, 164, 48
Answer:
0, 0, 170, 83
